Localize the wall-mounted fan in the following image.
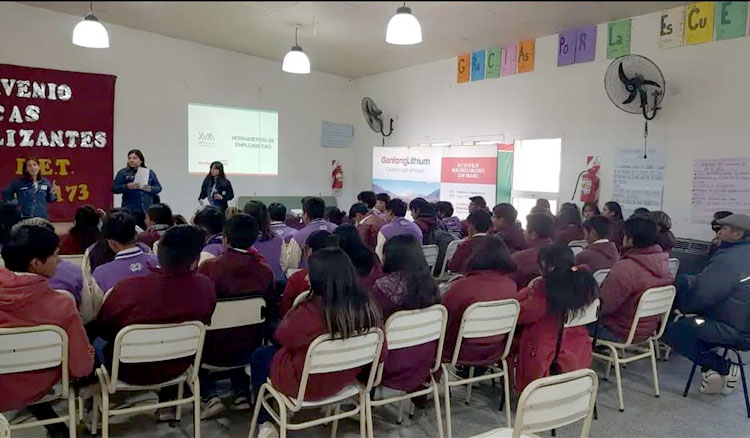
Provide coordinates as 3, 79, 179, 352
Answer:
362, 97, 394, 145
604, 54, 665, 158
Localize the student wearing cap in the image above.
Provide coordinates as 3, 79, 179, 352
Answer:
665, 213, 750, 395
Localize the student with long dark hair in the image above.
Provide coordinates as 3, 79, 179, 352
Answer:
0, 201, 21, 248
244, 200, 284, 282
603, 201, 625, 251
199, 161, 234, 212
334, 224, 382, 289
2, 158, 59, 219
515, 245, 598, 391
59, 205, 101, 255
194, 206, 226, 265
576, 216, 619, 272
511, 213, 555, 288
137, 203, 174, 250
582, 202, 601, 220
553, 203, 584, 245
249, 248, 383, 437
112, 149, 162, 216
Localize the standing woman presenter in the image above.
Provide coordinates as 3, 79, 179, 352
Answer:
198, 161, 234, 212
2, 158, 59, 219
112, 149, 162, 225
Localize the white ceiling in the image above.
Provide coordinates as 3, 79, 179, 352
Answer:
21, 1, 687, 78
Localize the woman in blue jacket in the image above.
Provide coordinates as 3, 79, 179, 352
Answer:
2, 158, 58, 219
198, 161, 234, 212
112, 149, 162, 217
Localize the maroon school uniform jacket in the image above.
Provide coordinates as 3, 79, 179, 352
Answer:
656, 230, 676, 253
357, 213, 387, 249
270, 296, 386, 400
575, 240, 620, 273
511, 238, 553, 289
492, 223, 527, 253
280, 269, 310, 318
515, 279, 592, 391
609, 218, 625, 251
97, 268, 216, 385
599, 245, 673, 341
446, 234, 487, 273
371, 272, 438, 392
553, 225, 585, 246
441, 271, 520, 365
198, 248, 274, 366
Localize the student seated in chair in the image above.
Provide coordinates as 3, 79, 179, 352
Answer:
515, 245, 598, 392
375, 199, 423, 261
95, 225, 216, 421
491, 203, 526, 253
435, 201, 463, 238
511, 213, 555, 289
194, 206, 226, 265
553, 203, 585, 246
137, 203, 173, 250
447, 209, 493, 274
198, 213, 274, 419
244, 201, 285, 284
664, 213, 750, 395
593, 217, 672, 343
268, 202, 297, 244
283, 197, 338, 271
575, 216, 619, 272
334, 224, 383, 290
350, 202, 386, 249
0, 225, 94, 438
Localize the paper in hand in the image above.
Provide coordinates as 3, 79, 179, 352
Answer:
134, 167, 150, 187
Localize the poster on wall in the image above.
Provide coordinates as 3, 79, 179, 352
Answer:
612, 148, 666, 215
372, 147, 443, 204
440, 146, 498, 219
0, 64, 116, 221
692, 157, 750, 223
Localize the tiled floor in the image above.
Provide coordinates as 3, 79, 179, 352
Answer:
8, 353, 749, 437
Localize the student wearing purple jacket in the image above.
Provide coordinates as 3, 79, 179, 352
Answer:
435, 201, 462, 237
194, 206, 226, 265
283, 197, 338, 271
244, 200, 285, 282
375, 199, 423, 261
268, 203, 297, 244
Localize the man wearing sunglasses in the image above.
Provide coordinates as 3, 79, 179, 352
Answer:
709, 211, 733, 258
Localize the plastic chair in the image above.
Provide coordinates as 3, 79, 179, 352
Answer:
202, 297, 266, 375
591, 286, 676, 412
468, 369, 598, 438
0, 325, 76, 438
248, 328, 384, 438
435, 240, 462, 281
441, 299, 520, 438
668, 258, 680, 279
60, 254, 85, 267
565, 299, 600, 329
0, 413, 9, 438
683, 345, 749, 418
291, 290, 311, 310
422, 245, 440, 273
570, 246, 584, 256
592, 270, 610, 287
91, 321, 206, 438
368, 305, 447, 438
568, 240, 588, 249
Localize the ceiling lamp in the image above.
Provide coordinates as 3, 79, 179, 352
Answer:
386, 2, 422, 45
72, 2, 110, 48
282, 27, 310, 74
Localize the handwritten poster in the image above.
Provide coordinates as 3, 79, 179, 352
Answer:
517, 40, 535, 73
501, 44, 517, 76
575, 26, 597, 63
607, 19, 631, 59
692, 157, 750, 223
486, 46, 501, 78
457, 54, 470, 83
715, 1, 747, 40
321, 121, 353, 148
558, 29, 576, 66
685, 2, 715, 45
612, 148, 666, 214
471, 49, 486, 81
659, 6, 686, 49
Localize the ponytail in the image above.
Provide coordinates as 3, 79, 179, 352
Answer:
538, 245, 599, 323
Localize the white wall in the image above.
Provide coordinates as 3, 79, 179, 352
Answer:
0, 2, 365, 217
354, 9, 750, 241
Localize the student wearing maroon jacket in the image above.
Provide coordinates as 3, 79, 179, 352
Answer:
460, 196, 488, 237
442, 236, 519, 364
96, 225, 216, 421
249, 248, 384, 438
447, 210, 493, 273
576, 216, 620, 272
198, 214, 274, 418
334, 224, 383, 290
553, 203, 585, 245
511, 213, 555, 289
603, 201, 625, 251
350, 202, 386, 249
137, 203, 173, 250
491, 203, 527, 253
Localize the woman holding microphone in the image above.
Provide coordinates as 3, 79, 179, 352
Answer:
2, 158, 59, 219
112, 149, 162, 225
198, 161, 234, 212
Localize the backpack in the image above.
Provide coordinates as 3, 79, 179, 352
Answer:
426, 223, 459, 276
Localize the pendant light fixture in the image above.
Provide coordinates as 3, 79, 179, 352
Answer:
386, 2, 422, 45
282, 26, 311, 74
72, 1, 110, 48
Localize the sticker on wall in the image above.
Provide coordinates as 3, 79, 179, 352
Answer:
575, 26, 597, 63
471, 50, 486, 81
486, 46, 501, 78
607, 19, 632, 58
457, 53, 470, 83
658, 6, 686, 49
501, 44, 517, 76
685, 2, 715, 45
517, 39, 535, 73
715, 1, 747, 40
558, 29, 576, 66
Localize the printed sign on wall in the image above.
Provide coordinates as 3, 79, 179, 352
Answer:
501, 44, 517, 76
575, 26, 597, 63
517, 39, 535, 73
659, 6, 686, 49
607, 19, 632, 58
486, 46, 501, 78
471, 50, 486, 81
685, 2, 715, 45
457, 54, 470, 83
715, 1, 747, 40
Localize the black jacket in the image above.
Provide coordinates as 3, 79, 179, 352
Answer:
198, 177, 234, 211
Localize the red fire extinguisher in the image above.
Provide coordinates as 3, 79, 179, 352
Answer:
332, 160, 343, 196
576, 156, 600, 203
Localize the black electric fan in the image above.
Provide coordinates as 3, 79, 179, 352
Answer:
361, 97, 394, 146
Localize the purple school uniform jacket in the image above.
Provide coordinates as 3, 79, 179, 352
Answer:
48, 260, 83, 304
375, 217, 424, 260
271, 221, 297, 244
286, 219, 338, 270
252, 235, 285, 281
199, 233, 225, 265
92, 247, 159, 295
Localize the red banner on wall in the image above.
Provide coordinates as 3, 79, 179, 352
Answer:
0, 64, 116, 221
440, 157, 498, 185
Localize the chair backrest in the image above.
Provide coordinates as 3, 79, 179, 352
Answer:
668, 258, 680, 279
564, 298, 600, 328
568, 240, 588, 249
60, 254, 85, 266
422, 245, 439, 272
623, 285, 676, 345
436, 239, 462, 279
450, 299, 520, 365
593, 269, 610, 287
208, 297, 265, 331
512, 368, 598, 438
0, 325, 69, 398
296, 328, 384, 409
378, 305, 447, 384
109, 321, 206, 393
292, 290, 311, 310
570, 246, 584, 256
0, 412, 9, 438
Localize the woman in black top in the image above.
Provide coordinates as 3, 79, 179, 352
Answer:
198, 161, 234, 212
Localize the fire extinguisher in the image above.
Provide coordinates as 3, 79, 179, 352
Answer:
580, 167, 600, 203
332, 160, 343, 196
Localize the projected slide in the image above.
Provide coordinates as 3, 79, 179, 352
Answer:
188, 103, 278, 175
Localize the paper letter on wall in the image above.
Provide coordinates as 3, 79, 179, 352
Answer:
575, 26, 597, 63
471, 50, 486, 81
457, 54, 470, 83
658, 6, 685, 49
485, 47, 501, 78
501, 44, 517, 76
607, 19, 631, 58
715, 1, 747, 40
558, 30, 576, 66
685, 2, 715, 45
517, 39, 535, 73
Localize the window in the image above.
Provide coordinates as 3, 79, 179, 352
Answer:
511, 138, 562, 227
